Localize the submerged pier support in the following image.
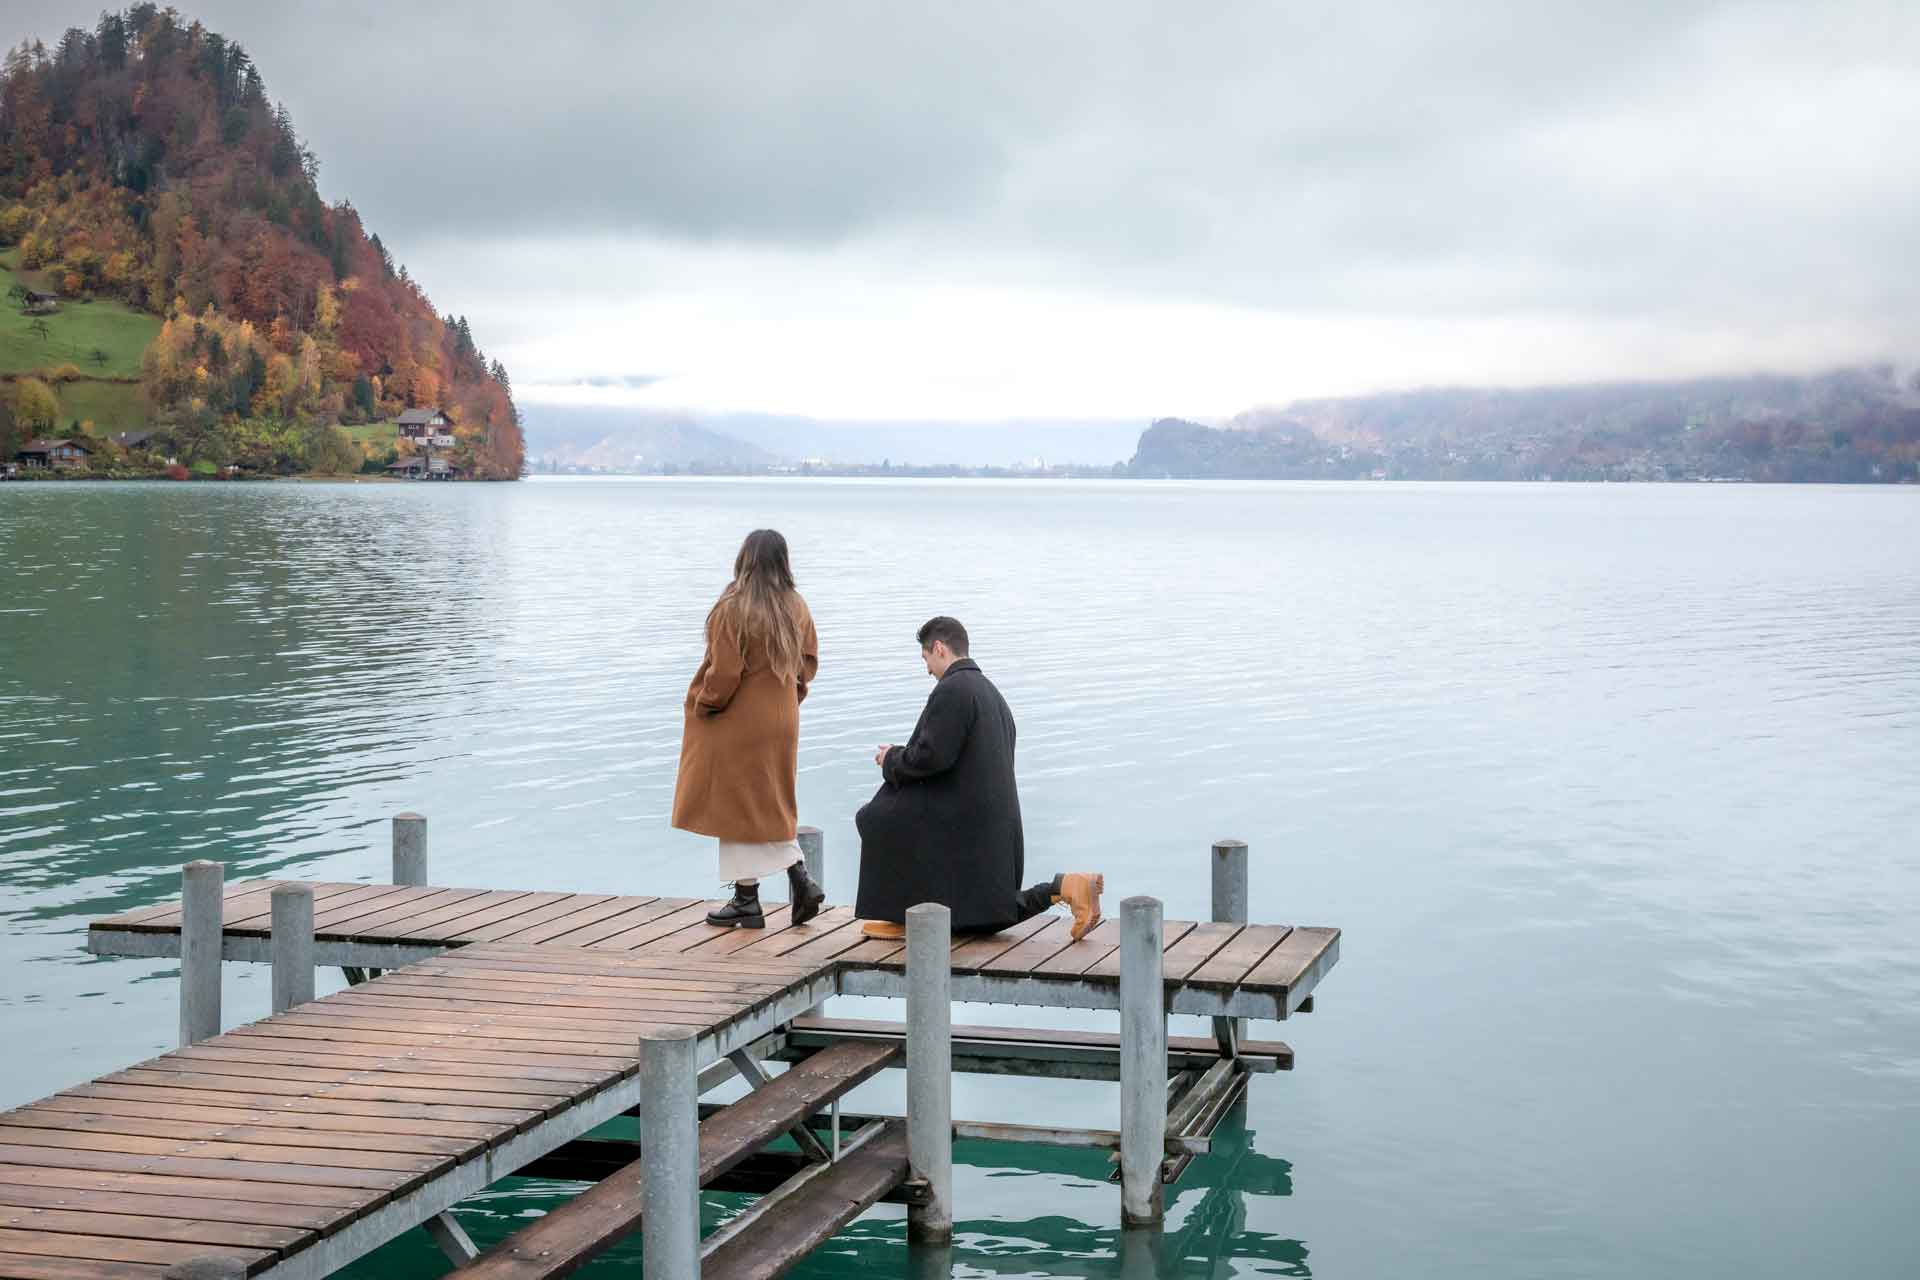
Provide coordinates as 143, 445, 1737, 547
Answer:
906, 901, 954, 1244
1119, 894, 1168, 1226
178, 859, 223, 1046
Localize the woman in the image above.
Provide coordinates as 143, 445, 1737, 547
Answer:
671, 529, 826, 929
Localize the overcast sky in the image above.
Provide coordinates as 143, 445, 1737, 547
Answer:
15, 1, 1920, 420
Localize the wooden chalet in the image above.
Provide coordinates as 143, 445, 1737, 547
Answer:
396, 407, 457, 448
15, 437, 94, 469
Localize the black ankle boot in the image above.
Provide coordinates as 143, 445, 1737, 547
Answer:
707, 882, 764, 929
786, 860, 825, 926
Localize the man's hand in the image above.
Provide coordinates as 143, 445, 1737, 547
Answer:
873, 744, 894, 767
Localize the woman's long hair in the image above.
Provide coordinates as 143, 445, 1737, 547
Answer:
707, 529, 806, 682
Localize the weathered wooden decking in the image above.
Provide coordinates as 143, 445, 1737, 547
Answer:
13, 872, 1342, 1279
88, 880, 1340, 1020
0, 943, 838, 1280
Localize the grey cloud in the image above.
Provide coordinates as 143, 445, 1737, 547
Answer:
11, 1, 1920, 338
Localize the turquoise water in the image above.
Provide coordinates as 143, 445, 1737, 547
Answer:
2, 477, 1917, 1277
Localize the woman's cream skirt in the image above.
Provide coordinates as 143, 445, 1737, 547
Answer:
717, 838, 801, 884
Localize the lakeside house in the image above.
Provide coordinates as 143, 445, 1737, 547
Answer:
396, 407, 457, 449
21, 289, 59, 315
15, 438, 93, 469
386, 454, 461, 481
109, 430, 154, 450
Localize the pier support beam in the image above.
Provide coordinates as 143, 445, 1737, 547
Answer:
640, 1025, 701, 1278
905, 902, 953, 1244
797, 825, 824, 893
1212, 838, 1248, 1052
1119, 895, 1167, 1226
392, 812, 428, 886
178, 860, 223, 1047
270, 884, 315, 1014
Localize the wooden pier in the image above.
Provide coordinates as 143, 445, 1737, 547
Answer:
2, 821, 1340, 1278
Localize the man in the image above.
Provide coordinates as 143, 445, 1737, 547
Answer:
854, 616, 1103, 940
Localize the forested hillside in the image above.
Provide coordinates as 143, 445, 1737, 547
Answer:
0, 6, 522, 477
1131, 369, 1920, 482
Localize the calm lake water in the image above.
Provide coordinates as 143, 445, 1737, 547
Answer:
2, 477, 1916, 1278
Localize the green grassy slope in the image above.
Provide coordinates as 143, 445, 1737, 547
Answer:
1, 249, 159, 434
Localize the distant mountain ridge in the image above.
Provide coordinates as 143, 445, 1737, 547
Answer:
1131, 368, 1920, 483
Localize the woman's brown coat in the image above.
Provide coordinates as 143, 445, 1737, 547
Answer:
670, 598, 818, 843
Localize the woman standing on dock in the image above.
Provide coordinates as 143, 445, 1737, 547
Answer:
672, 529, 827, 929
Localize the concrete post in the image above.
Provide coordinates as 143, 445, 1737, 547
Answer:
639, 1025, 701, 1278
1119, 895, 1167, 1226
392, 812, 428, 886
1212, 838, 1249, 1049
1211, 839, 1248, 928
905, 902, 953, 1244
797, 825, 824, 893
178, 860, 224, 1047
270, 884, 315, 1015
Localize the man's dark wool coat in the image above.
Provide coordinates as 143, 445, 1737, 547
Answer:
855, 659, 1026, 930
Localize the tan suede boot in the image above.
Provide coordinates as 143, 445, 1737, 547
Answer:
860, 919, 906, 940
1054, 872, 1104, 940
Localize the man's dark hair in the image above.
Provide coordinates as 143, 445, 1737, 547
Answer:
916, 616, 969, 656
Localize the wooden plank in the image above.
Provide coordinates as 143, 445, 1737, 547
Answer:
121, 1054, 586, 1104
647, 906, 795, 956
1160, 921, 1242, 982
0, 1129, 442, 1180
0, 1163, 364, 1211
494, 897, 670, 947
219, 1022, 634, 1070
700, 1121, 909, 1280
830, 937, 904, 967
1029, 917, 1120, 977
369, 966, 786, 1002
62, 1082, 533, 1131
0, 1109, 471, 1159
768, 916, 874, 966
946, 912, 1063, 974
0, 1145, 410, 1195
459, 894, 616, 944
207, 1033, 621, 1081
0, 1228, 272, 1273
320, 988, 749, 1029
0, 1181, 333, 1232
1185, 925, 1290, 989
582, 901, 726, 952
974, 915, 1079, 977
318, 886, 495, 939
224, 881, 374, 930
0, 1249, 167, 1280
34, 1093, 503, 1145
413, 892, 579, 943
0, 1206, 302, 1257
175, 1040, 611, 1087
1085, 919, 1195, 980
517, 897, 698, 948
353, 973, 765, 1015
733, 907, 855, 955
102, 1068, 559, 1117
1242, 926, 1340, 993
346, 890, 539, 943
429, 947, 815, 983
107, 880, 282, 933
303, 884, 427, 933
454, 1041, 898, 1280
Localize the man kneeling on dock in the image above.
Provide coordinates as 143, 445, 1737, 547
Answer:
854, 615, 1102, 940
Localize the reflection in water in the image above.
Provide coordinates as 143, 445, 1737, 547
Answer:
391, 1107, 1306, 1280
